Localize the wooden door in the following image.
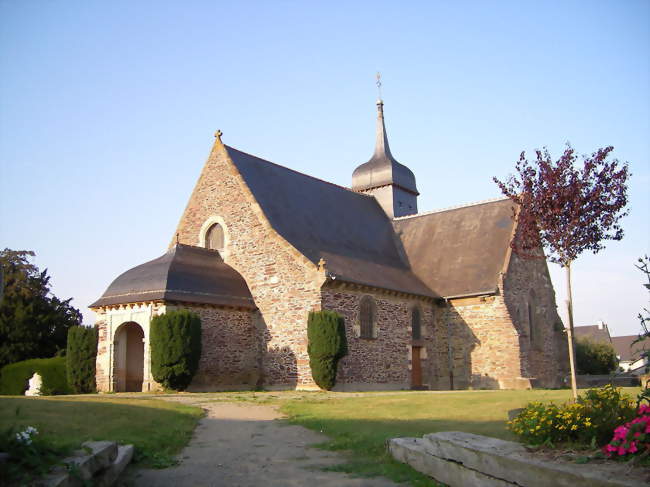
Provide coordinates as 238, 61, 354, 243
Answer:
411, 347, 422, 388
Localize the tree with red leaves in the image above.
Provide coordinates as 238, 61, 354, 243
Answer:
494, 145, 630, 399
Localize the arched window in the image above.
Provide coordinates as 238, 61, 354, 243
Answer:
359, 295, 376, 339
205, 223, 224, 252
411, 307, 421, 340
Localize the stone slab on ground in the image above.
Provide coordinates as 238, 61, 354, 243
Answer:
389, 431, 649, 487
390, 437, 513, 487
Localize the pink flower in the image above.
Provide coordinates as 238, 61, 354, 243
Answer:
629, 442, 638, 454
614, 425, 629, 439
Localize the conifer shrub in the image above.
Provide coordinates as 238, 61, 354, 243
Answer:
307, 310, 348, 390
0, 357, 71, 395
150, 310, 202, 391
66, 325, 98, 393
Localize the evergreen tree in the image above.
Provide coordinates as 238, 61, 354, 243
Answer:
307, 310, 348, 390
0, 249, 82, 368
150, 310, 202, 390
66, 325, 98, 393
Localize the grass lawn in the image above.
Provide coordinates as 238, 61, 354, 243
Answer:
277, 387, 642, 486
0, 395, 204, 468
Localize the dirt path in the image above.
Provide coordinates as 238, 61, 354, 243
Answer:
125, 401, 400, 487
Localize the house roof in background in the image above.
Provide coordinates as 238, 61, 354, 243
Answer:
574, 324, 612, 344
611, 335, 646, 362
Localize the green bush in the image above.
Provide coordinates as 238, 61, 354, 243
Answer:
0, 425, 68, 485
66, 326, 98, 393
150, 310, 202, 391
575, 337, 618, 375
508, 385, 637, 446
307, 310, 348, 390
0, 357, 71, 395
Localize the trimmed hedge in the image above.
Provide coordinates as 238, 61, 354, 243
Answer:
150, 310, 202, 391
66, 326, 98, 393
307, 310, 348, 390
0, 356, 71, 395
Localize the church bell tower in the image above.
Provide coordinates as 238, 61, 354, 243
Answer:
351, 99, 419, 218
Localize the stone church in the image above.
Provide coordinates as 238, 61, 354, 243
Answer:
91, 100, 568, 392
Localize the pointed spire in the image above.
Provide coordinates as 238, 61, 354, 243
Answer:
373, 99, 393, 160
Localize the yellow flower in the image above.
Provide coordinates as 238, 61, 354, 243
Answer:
571, 424, 578, 431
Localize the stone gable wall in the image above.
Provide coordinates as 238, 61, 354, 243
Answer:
502, 252, 569, 387
438, 295, 526, 390
172, 140, 323, 387
321, 287, 445, 390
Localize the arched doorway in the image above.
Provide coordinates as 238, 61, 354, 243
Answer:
113, 322, 145, 392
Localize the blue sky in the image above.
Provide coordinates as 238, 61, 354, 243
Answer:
1, 1, 648, 335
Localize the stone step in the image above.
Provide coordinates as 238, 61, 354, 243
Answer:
96, 444, 135, 487
36, 441, 132, 487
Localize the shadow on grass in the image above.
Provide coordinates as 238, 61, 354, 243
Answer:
283, 414, 510, 487
0, 396, 203, 468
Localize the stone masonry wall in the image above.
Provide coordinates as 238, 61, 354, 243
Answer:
438, 295, 527, 390
172, 139, 323, 388
502, 252, 569, 388
180, 305, 258, 390
321, 286, 446, 390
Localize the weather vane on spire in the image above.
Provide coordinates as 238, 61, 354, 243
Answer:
376, 72, 382, 100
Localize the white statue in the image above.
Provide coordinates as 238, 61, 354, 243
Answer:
25, 372, 43, 396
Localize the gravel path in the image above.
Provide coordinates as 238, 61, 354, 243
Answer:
125, 401, 400, 487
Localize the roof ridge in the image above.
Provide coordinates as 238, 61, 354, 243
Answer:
393, 196, 510, 221
225, 145, 371, 197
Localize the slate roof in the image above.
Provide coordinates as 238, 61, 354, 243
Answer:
574, 324, 612, 344
392, 198, 516, 298
351, 100, 418, 195
611, 335, 645, 362
225, 145, 435, 298
90, 244, 256, 309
